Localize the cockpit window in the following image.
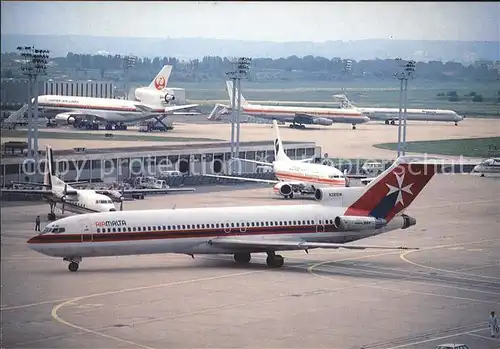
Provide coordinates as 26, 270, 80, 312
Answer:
41, 226, 66, 234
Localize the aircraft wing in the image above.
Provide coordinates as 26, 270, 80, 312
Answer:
203, 174, 279, 185
164, 104, 199, 114
95, 187, 196, 196
1, 188, 53, 195
232, 157, 274, 166
208, 236, 417, 252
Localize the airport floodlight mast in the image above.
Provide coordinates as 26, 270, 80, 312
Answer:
16, 46, 49, 177
342, 59, 352, 95
226, 57, 251, 174
402, 60, 416, 155
393, 58, 416, 157
123, 55, 137, 100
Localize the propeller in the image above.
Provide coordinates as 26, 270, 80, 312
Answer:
119, 187, 125, 211
61, 184, 68, 214
343, 169, 350, 187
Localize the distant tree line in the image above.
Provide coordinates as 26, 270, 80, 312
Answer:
1, 52, 498, 83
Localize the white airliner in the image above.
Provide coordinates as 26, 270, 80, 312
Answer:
207, 81, 370, 129
333, 94, 464, 126
27, 155, 442, 272
2, 145, 196, 220
204, 120, 366, 198
39, 66, 198, 130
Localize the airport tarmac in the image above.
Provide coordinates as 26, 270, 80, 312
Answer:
2, 117, 499, 159
1, 175, 500, 349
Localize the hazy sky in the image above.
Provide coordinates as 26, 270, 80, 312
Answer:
1, 1, 499, 42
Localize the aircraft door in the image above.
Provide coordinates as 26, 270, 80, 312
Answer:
80, 219, 93, 242
239, 222, 247, 233
315, 216, 325, 233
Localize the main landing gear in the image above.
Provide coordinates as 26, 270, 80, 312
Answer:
233, 252, 285, 268
64, 257, 82, 272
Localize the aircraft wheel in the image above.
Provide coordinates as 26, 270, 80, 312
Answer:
385, 120, 389, 125
234, 253, 251, 264
352, 124, 357, 130
289, 124, 294, 128
68, 262, 79, 272
266, 255, 284, 268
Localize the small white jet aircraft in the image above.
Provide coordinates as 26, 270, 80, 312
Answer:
204, 120, 367, 198
2, 145, 196, 220
207, 81, 370, 129
471, 157, 500, 177
40, 66, 198, 130
27, 155, 441, 272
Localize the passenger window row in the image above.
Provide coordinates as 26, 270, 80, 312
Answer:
94, 219, 335, 234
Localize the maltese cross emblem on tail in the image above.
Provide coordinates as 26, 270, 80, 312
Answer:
385, 172, 414, 207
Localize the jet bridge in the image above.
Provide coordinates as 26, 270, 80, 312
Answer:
1, 104, 28, 129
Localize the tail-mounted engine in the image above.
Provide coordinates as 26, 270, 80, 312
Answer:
401, 214, 416, 229
164, 93, 175, 103
333, 215, 387, 231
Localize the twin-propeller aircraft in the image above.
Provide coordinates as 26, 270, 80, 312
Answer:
27, 155, 442, 272
2, 145, 196, 220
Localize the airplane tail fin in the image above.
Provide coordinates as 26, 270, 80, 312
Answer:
226, 80, 248, 108
272, 120, 291, 162
43, 145, 53, 189
343, 156, 442, 222
44, 145, 65, 189
148, 65, 172, 90
332, 94, 356, 109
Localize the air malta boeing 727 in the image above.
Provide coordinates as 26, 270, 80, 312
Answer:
205, 120, 352, 198
27, 156, 441, 272
207, 81, 370, 129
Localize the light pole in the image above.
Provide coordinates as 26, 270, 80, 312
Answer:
123, 55, 136, 100
342, 59, 352, 95
17, 46, 49, 177
401, 60, 416, 155
226, 57, 251, 174
394, 58, 405, 157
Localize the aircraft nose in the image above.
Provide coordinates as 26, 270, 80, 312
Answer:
362, 116, 371, 123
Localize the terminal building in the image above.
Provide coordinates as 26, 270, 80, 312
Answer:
0, 141, 320, 187
44, 80, 114, 98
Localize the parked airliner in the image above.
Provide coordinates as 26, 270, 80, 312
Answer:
333, 94, 464, 125
27, 155, 442, 272
2, 145, 196, 220
38, 66, 198, 130
207, 81, 370, 129
204, 120, 369, 198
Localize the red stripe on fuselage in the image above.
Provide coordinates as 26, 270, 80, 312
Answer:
27, 224, 337, 244
275, 172, 346, 185
39, 102, 164, 113
242, 107, 363, 118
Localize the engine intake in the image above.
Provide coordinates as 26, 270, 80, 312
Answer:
333, 215, 387, 231
164, 93, 175, 103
